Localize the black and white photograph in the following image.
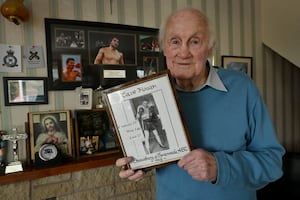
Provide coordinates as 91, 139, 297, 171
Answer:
55, 28, 85, 48
104, 71, 191, 170
132, 94, 169, 155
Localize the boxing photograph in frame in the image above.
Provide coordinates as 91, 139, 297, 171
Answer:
103, 70, 192, 170
45, 18, 164, 90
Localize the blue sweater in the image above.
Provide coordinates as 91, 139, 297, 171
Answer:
156, 67, 285, 200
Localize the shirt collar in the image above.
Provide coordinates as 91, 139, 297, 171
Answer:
175, 63, 228, 92
204, 65, 228, 92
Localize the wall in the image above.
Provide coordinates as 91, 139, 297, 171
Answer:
261, 0, 300, 67
0, 0, 261, 131
1, 0, 299, 199
0, 166, 156, 200
263, 45, 300, 152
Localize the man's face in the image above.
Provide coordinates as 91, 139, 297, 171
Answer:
163, 11, 212, 81
110, 38, 119, 48
66, 60, 75, 71
45, 118, 55, 132
142, 101, 148, 107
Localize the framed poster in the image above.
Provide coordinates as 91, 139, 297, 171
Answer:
3, 77, 48, 106
45, 18, 165, 90
74, 109, 119, 159
221, 56, 253, 78
103, 70, 192, 170
28, 110, 73, 163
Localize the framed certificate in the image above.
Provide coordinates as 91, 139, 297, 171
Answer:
104, 70, 191, 170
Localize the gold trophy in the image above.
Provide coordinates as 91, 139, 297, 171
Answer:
2, 128, 28, 174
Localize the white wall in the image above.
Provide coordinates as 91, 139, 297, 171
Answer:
261, 0, 300, 67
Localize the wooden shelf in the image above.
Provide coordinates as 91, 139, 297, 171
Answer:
0, 152, 121, 185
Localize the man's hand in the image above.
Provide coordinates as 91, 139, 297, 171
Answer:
115, 157, 145, 182
178, 148, 217, 182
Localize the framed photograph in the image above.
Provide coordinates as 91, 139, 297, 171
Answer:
61, 54, 82, 82
3, 77, 48, 106
221, 56, 253, 77
75, 87, 93, 110
74, 109, 119, 159
28, 110, 73, 162
103, 70, 192, 170
45, 18, 165, 90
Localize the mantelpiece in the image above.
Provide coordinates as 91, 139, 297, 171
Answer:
0, 152, 120, 185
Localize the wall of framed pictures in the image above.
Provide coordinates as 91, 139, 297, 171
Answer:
45, 18, 165, 90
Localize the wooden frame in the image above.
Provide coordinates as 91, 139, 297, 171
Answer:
221, 56, 253, 77
74, 109, 119, 159
104, 70, 192, 170
28, 110, 73, 162
3, 77, 48, 106
45, 18, 165, 90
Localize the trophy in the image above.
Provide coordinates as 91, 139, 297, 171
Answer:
94, 85, 105, 108
2, 128, 28, 174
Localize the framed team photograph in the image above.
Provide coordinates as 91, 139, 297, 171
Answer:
103, 70, 192, 170
221, 56, 253, 78
45, 18, 164, 90
28, 110, 73, 163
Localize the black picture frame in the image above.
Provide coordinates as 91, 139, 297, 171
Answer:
45, 18, 165, 90
74, 109, 119, 159
221, 56, 253, 78
3, 77, 48, 106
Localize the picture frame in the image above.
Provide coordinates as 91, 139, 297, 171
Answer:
28, 110, 73, 162
45, 18, 165, 90
3, 77, 48, 106
221, 56, 253, 77
74, 109, 119, 159
75, 87, 93, 110
103, 70, 192, 170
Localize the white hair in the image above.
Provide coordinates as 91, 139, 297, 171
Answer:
158, 8, 216, 51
